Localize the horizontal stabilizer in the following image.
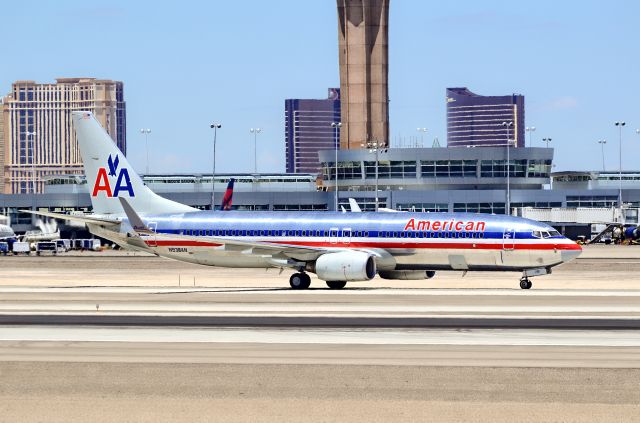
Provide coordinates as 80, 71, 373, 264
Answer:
20, 210, 120, 226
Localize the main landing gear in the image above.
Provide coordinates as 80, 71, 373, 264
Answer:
519, 277, 533, 290
289, 272, 311, 290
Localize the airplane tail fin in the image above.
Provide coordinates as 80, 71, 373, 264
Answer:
220, 178, 235, 211
71, 111, 196, 216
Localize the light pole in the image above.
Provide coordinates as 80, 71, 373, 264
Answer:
525, 126, 536, 148
416, 127, 427, 147
362, 140, 388, 211
597, 139, 607, 171
542, 137, 552, 148
250, 128, 261, 173
26, 131, 37, 196
502, 121, 513, 215
140, 128, 151, 175
210, 123, 221, 210
331, 122, 342, 211
615, 121, 626, 216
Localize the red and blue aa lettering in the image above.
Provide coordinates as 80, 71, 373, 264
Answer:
92, 154, 135, 197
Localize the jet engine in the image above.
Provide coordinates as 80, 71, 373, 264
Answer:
378, 270, 436, 280
624, 226, 640, 240
311, 251, 376, 282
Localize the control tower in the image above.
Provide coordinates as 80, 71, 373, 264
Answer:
336, 0, 390, 149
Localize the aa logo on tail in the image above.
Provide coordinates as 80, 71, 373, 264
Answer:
92, 154, 135, 198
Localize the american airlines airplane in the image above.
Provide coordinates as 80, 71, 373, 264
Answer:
31, 111, 581, 290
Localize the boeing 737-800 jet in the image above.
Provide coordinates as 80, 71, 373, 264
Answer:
29, 111, 581, 290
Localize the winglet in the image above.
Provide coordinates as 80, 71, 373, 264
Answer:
118, 198, 153, 234
348, 198, 362, 212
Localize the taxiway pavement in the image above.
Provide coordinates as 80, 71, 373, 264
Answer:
0, 246, 639, 422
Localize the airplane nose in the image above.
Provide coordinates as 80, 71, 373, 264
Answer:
560, 241, 582, 263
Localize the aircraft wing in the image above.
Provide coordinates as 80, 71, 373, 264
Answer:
118, 198, 348, 264
20, 210, 121, 226
150, 231, 327, 261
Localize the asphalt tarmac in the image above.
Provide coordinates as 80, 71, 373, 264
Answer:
0, 245, 639, 422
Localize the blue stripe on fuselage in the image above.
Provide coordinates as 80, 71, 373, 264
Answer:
138, 211, 562, 241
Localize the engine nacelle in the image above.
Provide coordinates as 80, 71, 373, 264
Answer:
378, 270, 436, 280
312, 251, 376, 282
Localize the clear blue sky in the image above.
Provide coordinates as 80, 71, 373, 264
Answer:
2, 0, 639, 174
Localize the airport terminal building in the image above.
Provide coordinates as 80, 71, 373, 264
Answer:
3, 145, 640, 239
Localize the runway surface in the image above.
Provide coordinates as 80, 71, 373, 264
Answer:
1, 248, 639, 421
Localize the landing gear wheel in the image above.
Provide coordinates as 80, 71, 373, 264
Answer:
289, 272, 311, 290
519, 277, 532, 290
326, 281, 347, 289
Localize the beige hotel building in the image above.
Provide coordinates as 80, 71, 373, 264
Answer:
0, 78, 126, 194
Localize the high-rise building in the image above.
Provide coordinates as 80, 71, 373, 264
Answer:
446, 87, 524, 148
285, 88, 341, 174
337, 0, 389, 149
0, 78, 126, 194
0, 98, 5, 192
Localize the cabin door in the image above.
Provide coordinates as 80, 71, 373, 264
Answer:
502, 228, 515, 251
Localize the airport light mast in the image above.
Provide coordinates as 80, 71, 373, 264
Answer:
362, 140, 388, 212
416, 127, 428, 148
597, 139, 606, 171
210, 123, 222, 210
502, 121, 513, 215
615, 121, 626, 222
26, 131, 37, 196
331, 122, 342, 211
526, 126, 536, 148
250, 128, 262, 174
140, 128, 151, 175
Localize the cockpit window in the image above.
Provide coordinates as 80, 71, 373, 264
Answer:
549, 230, 561, 237
542, 231, 551, 238
532, 230, 542, 238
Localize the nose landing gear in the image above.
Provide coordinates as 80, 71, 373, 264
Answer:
519, 277, 532, 290
289, 272, 311, 289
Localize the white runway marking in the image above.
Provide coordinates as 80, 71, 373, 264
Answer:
2, 303, 640, 314
2, 286, 640, 296
1, 326, 639, 347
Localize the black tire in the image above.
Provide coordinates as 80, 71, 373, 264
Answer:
289, 273, 310, 290
326, 281, 347, 289
519, 279, 530, 289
